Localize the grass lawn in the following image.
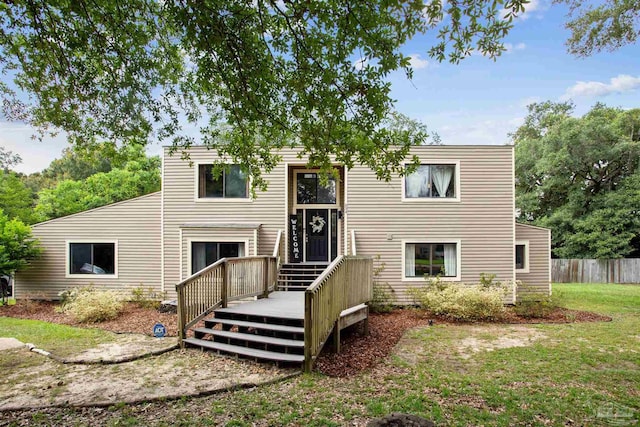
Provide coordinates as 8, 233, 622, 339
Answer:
5, 283, 640, 426
0, 317, 115, 358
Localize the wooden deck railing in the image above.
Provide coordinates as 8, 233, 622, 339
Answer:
304, 255, 373, 372
176, 256, 278, 343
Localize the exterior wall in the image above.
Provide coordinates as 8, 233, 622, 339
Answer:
164, 145, 517, 304
15, 193, 162, 300
162, 147, 304, 298
515, 223, 552, 299
346, 146, 516, 304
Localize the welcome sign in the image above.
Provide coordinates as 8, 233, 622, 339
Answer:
289, 214, 301, 263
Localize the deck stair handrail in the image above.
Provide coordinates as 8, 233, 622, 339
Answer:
176, 255, 278, 343
304, 255, 373, 372
273, 229, 283, 258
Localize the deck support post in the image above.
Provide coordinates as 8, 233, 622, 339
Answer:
332, 322, 341, 354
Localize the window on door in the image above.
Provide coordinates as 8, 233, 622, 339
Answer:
297, 173, 336, 204
191, 242, 245, 274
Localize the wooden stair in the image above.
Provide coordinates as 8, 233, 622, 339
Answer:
277, 263, 328, 291
182, 292, 307, 365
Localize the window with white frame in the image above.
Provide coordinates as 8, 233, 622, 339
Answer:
405, 164, 456, 198
68, 242, 116, 275
191, 242, 246, 274
515, 241, 529, 272
404, 242, 458, 278
198, 164, 248, 198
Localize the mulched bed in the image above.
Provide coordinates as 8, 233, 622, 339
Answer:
0, 301, 610, 378
0, 301, 179, 337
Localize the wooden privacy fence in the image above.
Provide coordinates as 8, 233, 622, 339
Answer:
176, 256, 278, 342
304, 255, 373, 372
552, 259, 640, 284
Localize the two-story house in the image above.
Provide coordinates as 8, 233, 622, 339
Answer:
15, 145, 551, 304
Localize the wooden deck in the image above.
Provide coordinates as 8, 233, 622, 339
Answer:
215, 291, 304, 320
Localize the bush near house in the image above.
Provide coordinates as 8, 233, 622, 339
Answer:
57, 286, 124, 323
409, 277, 509, 321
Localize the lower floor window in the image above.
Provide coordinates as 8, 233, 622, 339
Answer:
69, 243, 116, 275
191, 242, 245, 274
405, 242, 457, 278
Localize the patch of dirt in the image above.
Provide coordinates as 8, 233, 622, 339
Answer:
0, 301, 178, 337
455, 325, 547, 359
0, 348, 296, 411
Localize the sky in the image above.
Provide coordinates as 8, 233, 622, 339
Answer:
1, 0, 639, 174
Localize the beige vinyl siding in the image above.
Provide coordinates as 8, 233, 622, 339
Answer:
14, 192, 162, 300
515, 223, 551, 299
346, 146, 516, 304
162, 147, 297, 298
180, 226, 258, 279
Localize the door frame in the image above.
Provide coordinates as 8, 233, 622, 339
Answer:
291, 168, 342, 263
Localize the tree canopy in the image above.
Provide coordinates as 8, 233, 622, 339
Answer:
0, 0, 528, 190
514, 102, 640, 258
558, 0, 640, 57
0, 208, 41, 276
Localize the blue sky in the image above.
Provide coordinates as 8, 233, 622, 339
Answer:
2, 0, 639, 174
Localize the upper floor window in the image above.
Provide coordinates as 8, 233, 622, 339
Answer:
198, 164, 248, 198
68, 242, 116, 276
405, 164, 456, 199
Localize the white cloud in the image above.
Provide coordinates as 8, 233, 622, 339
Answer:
561, 74, 640, 100
503, 42, 526, 54
408, 54, 429, 70
423, 111, 523, 146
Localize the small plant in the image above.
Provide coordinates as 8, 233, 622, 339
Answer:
130, 285, 162, 309
514, 293, 558, 319
57, 286, 124, 323
369, 255, 395, 313
479, 272, 497, 288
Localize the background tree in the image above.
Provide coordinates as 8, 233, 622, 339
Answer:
514, 102, 640, 258
34, 155, 161, 221
0, 0, 527, 191
0, 170, 35, 224
0, 209, 41, 279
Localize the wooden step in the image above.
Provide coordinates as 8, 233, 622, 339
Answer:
183, 338, 305, 363
194, 328, 304, 347
206, 317, 305, 334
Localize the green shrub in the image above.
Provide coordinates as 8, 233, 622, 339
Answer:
409, 281, 508, 321
514, 293, 558, 318
57, 286, 124, 323
130, 285, 162, 309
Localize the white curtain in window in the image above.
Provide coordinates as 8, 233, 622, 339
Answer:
238, 243, 246, 257
405, 244, 416, 277
432, 165, 453, 197
443, 244, 457, 276
406, 166, 429, 197
193, 244, 207, 273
